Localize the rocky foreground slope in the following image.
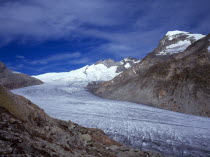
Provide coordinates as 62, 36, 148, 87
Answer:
0, 85, 163, 157
0, 62, 43, 89
90, 31, 210, 117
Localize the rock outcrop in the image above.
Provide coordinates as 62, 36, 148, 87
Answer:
95, 59, 121, 68
95, 58, 140, 73
0, 62, 43, 90
0, 85, 163, 157
90, 32, 210, 117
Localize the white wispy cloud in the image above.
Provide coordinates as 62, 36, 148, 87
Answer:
29, 52, 81, 65
16, 55, 25, 59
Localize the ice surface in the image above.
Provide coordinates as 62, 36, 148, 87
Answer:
12, 82, 210, 157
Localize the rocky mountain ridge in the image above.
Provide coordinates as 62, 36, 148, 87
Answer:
89, 31, 210, 117
0, 62, 43, 90
95, 58, 140, 73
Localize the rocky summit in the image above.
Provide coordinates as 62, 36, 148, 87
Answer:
0, 62, 43, 90
95, 58, 140, 73
89, 32, 210, 117
0, 85, 163, 157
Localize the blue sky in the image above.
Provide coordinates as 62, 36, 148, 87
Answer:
0, 0, 210, 75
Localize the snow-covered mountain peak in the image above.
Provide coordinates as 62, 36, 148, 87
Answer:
34, 63, 120, 83
34, 58, 141, 83
166, 30, 205, 41
156, 30, 205, 56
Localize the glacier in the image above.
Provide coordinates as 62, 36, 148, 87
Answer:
12, 81, 210, 157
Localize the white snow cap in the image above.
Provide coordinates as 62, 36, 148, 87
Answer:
166, 30, 189, 36
166, 30, 205, 41
157, 30, 206, 55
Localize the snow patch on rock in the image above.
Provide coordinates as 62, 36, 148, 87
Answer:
124, 63, 131, 69
157, 40, 191, 55
134, 60, 141, 64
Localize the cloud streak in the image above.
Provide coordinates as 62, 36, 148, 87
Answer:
16, 55, 25, 59
29, 52, 81, 65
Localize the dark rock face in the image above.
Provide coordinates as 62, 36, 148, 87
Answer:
90, 34, 210, 117
0, 62, 7, 73
0, 62, 43, 90
0, 85, 163, 157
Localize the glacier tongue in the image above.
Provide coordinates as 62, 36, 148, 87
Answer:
12, 81, 210, 157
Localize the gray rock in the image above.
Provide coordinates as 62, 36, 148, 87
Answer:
94, 58, 140, 73
109, 145, 119, 151
82, 134, 92, 143
0, 62, 43, 90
